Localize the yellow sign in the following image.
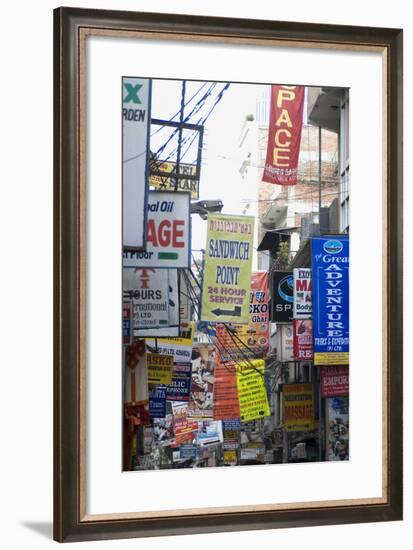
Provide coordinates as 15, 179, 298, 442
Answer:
284, 384, 314, 432
147, 353, 174, 384
314, 352, 349, 366
201, 214, 254, 323
236, 359, 270, 422
223, 450, 237, 464
149, 160, 199, 199
157, 322, 194, 347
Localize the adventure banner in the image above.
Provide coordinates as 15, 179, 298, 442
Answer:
201, 214, 254, 323
262, 85, 305, 186
122, 77, 151, 248
312, 237, 349, 365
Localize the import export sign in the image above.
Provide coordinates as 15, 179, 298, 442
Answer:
123, 191, 190, 268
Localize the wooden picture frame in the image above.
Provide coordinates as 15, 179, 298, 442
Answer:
54, 6, 403, 542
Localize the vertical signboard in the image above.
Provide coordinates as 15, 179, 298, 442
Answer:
284, 383, 314, 432
293, 320, 313, 360
201, 214, 254, 323
122, 77, 151, 248
213, 355, 240, 420
248, 272, 270, 355
262, 85, 305, 186
236, 359, 270, 422
312, 237, 349, 365
293, 268, 312, 319
123, 191, 190, 268
270, 271, 294, 322
320, 365, 349, 397
277, 323, 294, 362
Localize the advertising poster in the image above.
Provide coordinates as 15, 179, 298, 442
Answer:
148, 386, 167, 420
146, 322, 194, 362
123, 191, 190, 268
262, 85, 305, 186
293, 320, 313, 361
320, 365, 349, 397
293, 268, 312, 319
122, 300, 132, 345
171, 402, 198, 447
179, 269, 192, 324
270, 271, 294, 322
223, 418, 241, 451
247, 271, 270, 355
188, 344, 216, 420
165, 362, 192, 402
149, 159, 199, 199
179, 444, 198, 460
215, 323, 252, 362
236, 359, 270, 422
284, 383, 314, 432
213, 355, 240, 420
277, 323, 294, 362
312, 237, 349, 365
122, 77, 151, 248
325, 396, 349, 461
197, 421, 224, 446
146, 353, 174, 385
201, 214, 254, 323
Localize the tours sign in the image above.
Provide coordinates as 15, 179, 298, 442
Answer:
201, 214, 254, 323
123, 191, 190, 268
122, 77, 151, 249
312, 237, 349, 365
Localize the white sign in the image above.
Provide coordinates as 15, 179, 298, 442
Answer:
277, 323, 294, 362
122, 77, 151, 249
123, 191, 190, 268
293, 268, 312, 319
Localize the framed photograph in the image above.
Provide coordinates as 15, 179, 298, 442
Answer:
54, 6, 403, 543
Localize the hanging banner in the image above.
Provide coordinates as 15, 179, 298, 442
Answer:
312, 237, 349, 365
293, 268, 312, 319
188, 344, 216, 420
262, 85, 305, 186
122, 300, 132, 345
149, 160, 199, 199
321, 365, 349, 397
165, 362, 192, 402
201, 214, 254, 323
284, 383, 314, 432
148, 386, 167, 419
146, 353, 174, 385
247, 271, 270, 355
277, 323, 294, 362
293, 320, 313, 361
213, 355, 240, 420
122, 77, 151, 248
325, 396, 349, 461
123, 191, 190, 268
236, 359, 270, 422
270, 271, 294, 322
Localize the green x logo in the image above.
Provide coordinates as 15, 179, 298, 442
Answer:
123, 83, 143, 104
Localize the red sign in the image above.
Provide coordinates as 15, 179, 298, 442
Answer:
262, 85, 305, 185
320, 366, 349, 397
293, 319, 313, 360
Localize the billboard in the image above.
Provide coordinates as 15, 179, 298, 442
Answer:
122, 77, 151, 248
270, 271, 294, 322
312, 237, 349, 365
284, 383, 314, 432
293, 268, 312, 319
262, 85, 305, 186
123, 191, 190, 268
201, 214, 254, 323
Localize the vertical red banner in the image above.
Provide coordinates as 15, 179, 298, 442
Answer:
262, 85, 305, 185
293, 319, 313, 360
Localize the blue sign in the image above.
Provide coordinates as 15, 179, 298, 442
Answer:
179, 444, 197, 460
222, 418, 241, 431
149, 386, 166, 419
311, 237, 349, 364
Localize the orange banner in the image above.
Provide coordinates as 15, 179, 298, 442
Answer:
213, 355, 240, 420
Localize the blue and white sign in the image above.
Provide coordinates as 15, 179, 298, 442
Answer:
149, 386, 167, 419
312, 237, 349, 365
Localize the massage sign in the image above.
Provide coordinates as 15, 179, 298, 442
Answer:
201, 214, 254, 323
312, 237, 349, 365
262, 84, 305, 186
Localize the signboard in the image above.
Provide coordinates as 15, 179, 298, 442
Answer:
213, 355, 240, 420
236, 359, 270, 422
188, 344, 216, 420
277, 323, 294, 362
312, 237, 349, 365
197, 421, 223, 446
179, 444, 198, 460
293, 320, 313, 361
223, 450, 237, 464
145, 322, 194, 362
149, 160, 199, 199
320, 365, 349, 397
165, 362, 192, 402
270, 271, 294, 322
262, 85, 305, 186
247, 271, 270, 355
201, 214, 254, 323
284, 383, 314, 432
122, 300, 132, 345
148, 386, 167, 419
293, 268, 312, 319
147, 353, 174, 385
122, 77, 151, 248
325, 396, 349, 461
171, 402, 198, 447
123, 191, 190, 268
